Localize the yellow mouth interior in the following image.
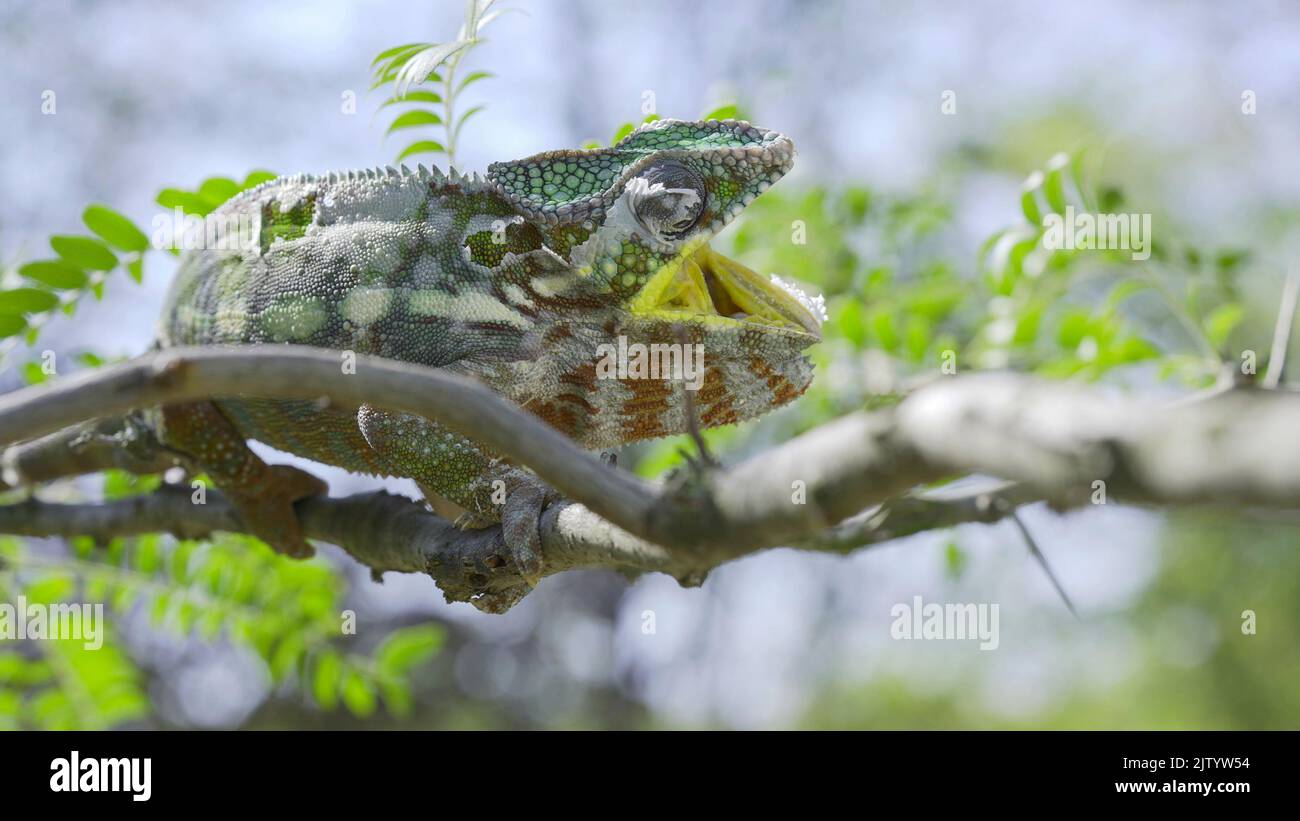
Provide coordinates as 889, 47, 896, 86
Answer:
628, 243, 822, 337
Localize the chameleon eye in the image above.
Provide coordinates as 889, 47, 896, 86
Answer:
627, 161, 707, 242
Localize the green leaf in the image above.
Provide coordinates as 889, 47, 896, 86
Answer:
19, 260, 88, 289
701, 104, 739, 121
197, 177, 241, 207
371, 42, 429, 68
1214, 249, 1249, 274
31, 690, 75, 730
21, 361, 46, 383
1012, 303, 1043, 346
380, 90, 442, 108
611, 122, 635, 145
1205, 303, 1244, 348
868, 308, 899, 352
270, 635, 305, 683
833, 299, 866, 347
369, 61, 406, 90
312, 651, 342, 710
242, 170, 277, 188
341, 671, 377, 717
395, 140, 446, 162
150, 592, 172, 626
1043, 153, 1071, 215
944, 539, 967, 580
904, 283, 963, 321
126, 256, 144, 284
0, 287, 60, 314
50, 235, 117, 271
1020, 171, 1045, 224
156, 188, 213, 217
82, 205, 149, 252
24, 572, 75, 605
1070, 150, 1095, 212
375, 625, 444, 676
1112, 336, 1160, 363
386, 109, 443, 136
1057, 310, 1092, 350
451, 104, 485, 145
903, 315, 930, 362
0, 314, 27, 338
456, 70, 494, 94
379, 679, 413, 718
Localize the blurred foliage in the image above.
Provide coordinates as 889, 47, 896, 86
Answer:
0, 203, 147, 364
371, 0, 518, 166
0, 472, 443, 729
800, 514, 1298, 729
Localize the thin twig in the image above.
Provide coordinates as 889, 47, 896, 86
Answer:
1009, 509, 1078, 618
1263, 263, 1300, 389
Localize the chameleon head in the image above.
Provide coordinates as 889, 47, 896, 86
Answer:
487, 119, 823, 442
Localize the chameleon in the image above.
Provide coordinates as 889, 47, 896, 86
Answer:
153, 118, 823, 585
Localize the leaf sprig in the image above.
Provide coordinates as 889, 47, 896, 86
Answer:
0, 205, 149, 358
371, 0, 519, 166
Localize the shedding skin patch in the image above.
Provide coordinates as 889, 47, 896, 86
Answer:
260, 295, 328, 342
407, 289, 532, 329
341, 287, 392, 327
502, 283, 536, 309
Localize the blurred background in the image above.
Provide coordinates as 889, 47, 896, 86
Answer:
0, 0, 1297, 729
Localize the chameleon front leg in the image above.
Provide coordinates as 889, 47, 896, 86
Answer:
155, 401, 326, 558
357, 404, 551, 578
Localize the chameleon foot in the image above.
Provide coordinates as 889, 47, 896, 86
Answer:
226, 464, 327, 559
499, 471, 556, 584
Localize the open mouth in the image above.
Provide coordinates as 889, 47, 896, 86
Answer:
628, 243, 823, 339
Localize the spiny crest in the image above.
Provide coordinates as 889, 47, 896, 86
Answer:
229, 163, 495, 210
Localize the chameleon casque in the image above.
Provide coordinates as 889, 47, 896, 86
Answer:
154, 119, 823, 581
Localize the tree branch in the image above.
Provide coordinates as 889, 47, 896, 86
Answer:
2, 346, 1299, 611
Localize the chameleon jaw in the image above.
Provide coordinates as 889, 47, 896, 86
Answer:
628, 242, 823, 340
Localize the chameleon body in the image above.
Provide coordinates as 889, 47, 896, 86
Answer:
154, 119, 822, 582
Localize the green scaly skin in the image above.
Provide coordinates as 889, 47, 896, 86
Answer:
154, 119, 823, 590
